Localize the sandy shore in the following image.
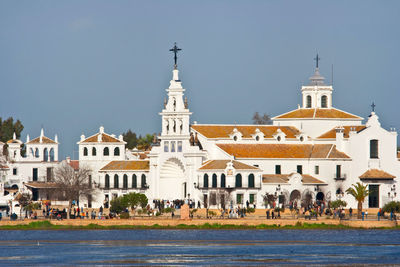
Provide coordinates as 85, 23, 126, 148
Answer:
0, 218, 397, 229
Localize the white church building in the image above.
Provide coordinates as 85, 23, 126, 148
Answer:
76, 52, 400, 211
1, 50, 398, 212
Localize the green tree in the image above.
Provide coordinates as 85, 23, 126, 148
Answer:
110, 196, 126, 214
330, 199, 347, 209
0, 117, 24, 142
122, 130, 138, 149
382, 201, 400, 213
346, 182, 369, 219
252, 112, 272, 125
138, 134, 154, 150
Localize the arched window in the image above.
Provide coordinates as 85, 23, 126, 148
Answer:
92, 147, 96, 156
104, 147, 109, 156
50, 148, 54, 161
235, 173, 242, 188
114, 174, 119, 188
114, 147, 120, 156
132, 174, 137, 188
43, 148, 48, 161
123, 174, 128, 189
220, 174, 226, 188
306, 95, 312, 108
105, 174, 110, 189
83, 147, 88, 156
35, 148, 39, 158
141, 174, 146, 188
370, 139, 379, 159
203, 174, 209, 188
321, 95, 327, 108
212, 174, 217, 188
248, 173, 255, 188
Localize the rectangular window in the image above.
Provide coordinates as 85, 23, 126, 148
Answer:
177, 141, 182, 152
46, 167, 53, 182
297, 165, 302, 174
275, 165, 281, 174
33, 168, 38, 181
171, 141, 176, 152
336, 165, 341, 178
13, 168, 17, 175
315, 166, 319, 175
164, 141, 169, 152
370, 139, 379, 159
236, 194, 243, 204
249, 194, 255, 204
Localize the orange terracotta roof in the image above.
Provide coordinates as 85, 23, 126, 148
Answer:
274, 108, 362, 119
27, 136, 57, 144
100, 160, 149, 171
6, 139, 22, 144
132, 152, 150, 160
217, 144, 350, 159
199, 160, 259, 170
318, 126, 367, 139
81, 133, 123, 143
68, 160, 79, 171
302, 174, 326, 184
359, 169, 395, 180
24, 182, 59, 189
262, 174, 289, 183
262, 174, 325, 184
191, 125, 300, 139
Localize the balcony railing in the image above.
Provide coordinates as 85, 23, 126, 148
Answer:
334, 173, 347, 181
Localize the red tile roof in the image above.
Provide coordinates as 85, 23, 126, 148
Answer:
262, 174, 326, 184
81, 133, 123, 143
318, 126, 367, 139
27, 136, 57, 144
191, 125, 300, 139
217, 144, 350, 159
359, 169, 395, 180
199, 160, 259, 170
100, 160, 149, 171
274, 108, 362, 120
68, 160, 79, 171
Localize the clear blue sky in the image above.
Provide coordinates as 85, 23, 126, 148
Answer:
1, 1, 399, 159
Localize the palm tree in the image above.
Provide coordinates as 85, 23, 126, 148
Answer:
346, 182, 369, 219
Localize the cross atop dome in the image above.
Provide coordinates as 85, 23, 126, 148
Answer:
314, 53, 321, 68
309, 53, 325, 86
169, 42, 182, 69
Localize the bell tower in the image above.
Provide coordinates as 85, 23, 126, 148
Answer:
159, 43, 192, 151
301, 54, 333, 109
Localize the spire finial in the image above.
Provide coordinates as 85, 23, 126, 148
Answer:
314, 53, 321, 68
371, 102, 376, 112
169, 42, 182, 69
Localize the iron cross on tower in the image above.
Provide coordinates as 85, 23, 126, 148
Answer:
169, 42, 182, 69
314, 53, 321, 68
371, 102, 376, 112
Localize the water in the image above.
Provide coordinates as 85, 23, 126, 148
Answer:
0, 229, 399, 265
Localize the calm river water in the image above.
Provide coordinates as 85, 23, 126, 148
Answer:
0, 229, 399, 265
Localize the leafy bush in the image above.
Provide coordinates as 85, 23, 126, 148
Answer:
246, 207, 255, 213
110, 197, 126, 214
163, 207, 175, 213
330, 199, 347, 209
119, 212, 130, 219
383, 201, 400, 213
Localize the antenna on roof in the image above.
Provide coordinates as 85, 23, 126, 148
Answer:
331, 64, 334, 86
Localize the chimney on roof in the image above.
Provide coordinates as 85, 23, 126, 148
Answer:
119, 134, 123, 142
335, 126, 345, 151
99, 126, 104, 134
26, 134, 30, 143
66, 156, 71, 163
13, 132, 16, 140
55, 134, 58, 143
80, 134, 85, 142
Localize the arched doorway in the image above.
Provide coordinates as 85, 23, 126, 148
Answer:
316, 192, 324, 201
290, 190, 301, 209
159, 158, 185, 200
302, 190, 313, 208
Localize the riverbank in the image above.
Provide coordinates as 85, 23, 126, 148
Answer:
0, 218, 397, 230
